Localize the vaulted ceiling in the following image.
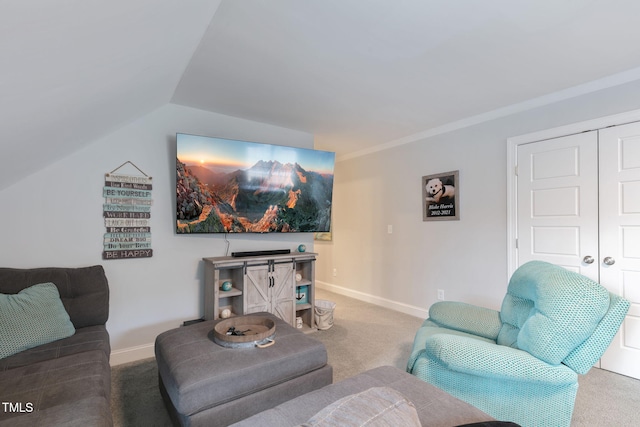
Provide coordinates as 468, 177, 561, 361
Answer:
4, 0, 640, 190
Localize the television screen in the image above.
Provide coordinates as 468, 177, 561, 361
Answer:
176, 133, 335, 233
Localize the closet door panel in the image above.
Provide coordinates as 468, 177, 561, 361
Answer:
599, 122, 640, 379
516, 131, 599, 279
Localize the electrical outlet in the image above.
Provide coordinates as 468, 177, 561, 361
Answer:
333, 268, 338, 277
437, 289, 445, 301
387, 225, 393, 234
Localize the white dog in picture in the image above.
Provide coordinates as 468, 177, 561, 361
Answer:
425, 178, 455, 203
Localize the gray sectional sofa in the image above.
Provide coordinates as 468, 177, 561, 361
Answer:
0, 266, 112, 427
231, 365, 497, 427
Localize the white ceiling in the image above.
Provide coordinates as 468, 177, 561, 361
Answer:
4, 0, 640, 189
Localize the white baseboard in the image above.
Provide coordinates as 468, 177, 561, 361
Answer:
109, 283, 427, 366
316, 280, 428, 319
110, 343, 155, 366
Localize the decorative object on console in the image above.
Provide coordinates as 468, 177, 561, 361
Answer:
220, 308, 232, 319
221, 281, 232, 291
296, 285, 308, 304
422, 170, 459, 221
297, 244, 306, 252
103, 161, 153, 259
176, 133, 335, 234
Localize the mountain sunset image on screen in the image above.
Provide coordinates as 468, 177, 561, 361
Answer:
176, 133, 335, 234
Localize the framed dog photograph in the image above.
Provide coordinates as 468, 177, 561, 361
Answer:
422, 170, 459, 221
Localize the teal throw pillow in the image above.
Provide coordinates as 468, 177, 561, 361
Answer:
0, 282, 75, 359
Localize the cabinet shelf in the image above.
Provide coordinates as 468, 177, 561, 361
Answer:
295, 302, 312, 311
219, 287, 242, 297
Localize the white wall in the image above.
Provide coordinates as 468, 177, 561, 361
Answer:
316, 79, 640, 317
6, 79, 640, 364
0, 104, 315, 363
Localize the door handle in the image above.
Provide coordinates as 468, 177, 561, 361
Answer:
603, 257, 616, 266
583, 256, 595, 264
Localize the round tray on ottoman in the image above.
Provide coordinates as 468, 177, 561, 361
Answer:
212, 315, 276, 348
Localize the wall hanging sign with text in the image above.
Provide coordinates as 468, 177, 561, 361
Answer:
102, 166, 153, 260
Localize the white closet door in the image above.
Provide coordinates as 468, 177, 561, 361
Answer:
599, 122, 640, 379
516, 131, 600, 280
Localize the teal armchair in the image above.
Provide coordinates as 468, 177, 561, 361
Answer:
407, 261, 629, 427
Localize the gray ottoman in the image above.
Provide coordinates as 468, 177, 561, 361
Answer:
155, 312, 332, 427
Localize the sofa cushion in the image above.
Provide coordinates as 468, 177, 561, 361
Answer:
0, 283, 75, 359
498, 261, 610, 365
0, 350, 112, 426
0, 325, 110, 371
299, 387, 420, 427
231, 366, 495, 427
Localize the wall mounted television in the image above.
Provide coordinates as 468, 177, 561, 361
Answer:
176, 133, 335, 234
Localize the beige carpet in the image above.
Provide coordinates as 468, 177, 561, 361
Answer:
111, 288, 640, 426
